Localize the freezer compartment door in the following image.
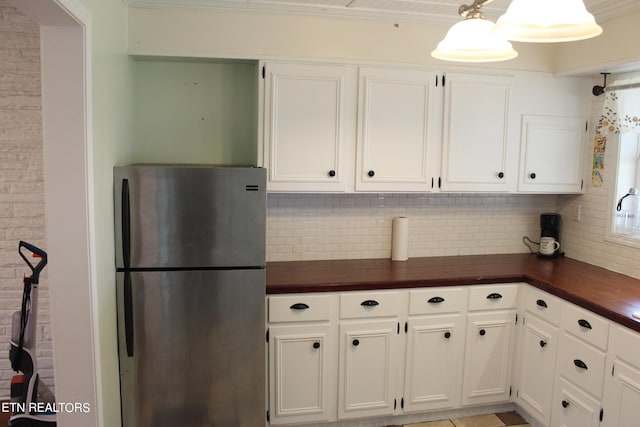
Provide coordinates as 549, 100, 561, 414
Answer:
116, 269, 265, 427
115, 165, 266, 269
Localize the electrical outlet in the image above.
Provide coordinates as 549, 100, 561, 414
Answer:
573, 204, 582, 222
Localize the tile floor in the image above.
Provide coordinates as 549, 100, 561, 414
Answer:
387, 411, 530, 427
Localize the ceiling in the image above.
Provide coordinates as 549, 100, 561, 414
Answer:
127, 0, 640, 25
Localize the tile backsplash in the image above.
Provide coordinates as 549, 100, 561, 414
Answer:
267, 193, 559, 262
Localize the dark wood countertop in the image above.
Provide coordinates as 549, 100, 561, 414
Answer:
266, 253, 640, 333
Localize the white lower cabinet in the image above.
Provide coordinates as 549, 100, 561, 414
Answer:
267, 283, 640, 427
517, 313, 558, 425
602, 325, 640, 427
269, 323, 334, 424
549, 301, 609, 427
515, 287, 562, 426
552, 378, 602, 427
462, 310, 517, 406
403, 313, 465, 413
338, 319, 401, 419
267, 294, 337, 425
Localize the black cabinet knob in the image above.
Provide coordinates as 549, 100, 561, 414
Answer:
479, 329, 486, 336
562, 400, 570, 408
328, 170, 336, 177
368, 170, 375, 177
530, 172, 537, 179
313, 342, 320, 349
352, 339, 360, 347
540, 340, 547, 348
498, 172, 504, 179
444, 331, 451, 339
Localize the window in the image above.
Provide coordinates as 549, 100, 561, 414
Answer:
602, 76, 640, 246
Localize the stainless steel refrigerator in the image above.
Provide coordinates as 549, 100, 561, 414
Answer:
114, 165, 266, 427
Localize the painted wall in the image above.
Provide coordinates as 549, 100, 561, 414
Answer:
558, 74, 640, 280
554, 11, 640, 75
132, 58, 258, 165
0, 0, 53, 399
127, 7, 557, 73
77, 1, 134, 426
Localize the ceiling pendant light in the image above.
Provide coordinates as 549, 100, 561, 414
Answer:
431, 1, 518, 63
493, 0, 603, 43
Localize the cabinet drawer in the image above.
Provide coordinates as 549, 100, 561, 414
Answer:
409, 287, 467, 315
269, 294, 333, 323
523, 286, 563, 326
468, 284, 520, 311
557, 333, 606, 398
562, 303, 609, 351
340, 291, 403, 319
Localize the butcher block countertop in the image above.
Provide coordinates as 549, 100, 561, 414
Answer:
266, 253, 640, 333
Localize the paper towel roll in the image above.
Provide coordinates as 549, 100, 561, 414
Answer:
391, 217, 409, 261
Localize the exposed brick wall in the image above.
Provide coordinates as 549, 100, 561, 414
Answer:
0, 0, 53, 399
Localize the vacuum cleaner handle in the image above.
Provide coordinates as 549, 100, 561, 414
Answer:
18, 241, 47, 284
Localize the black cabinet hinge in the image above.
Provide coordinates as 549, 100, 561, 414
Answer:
516, 313, 519, 325
262, 65, 266, 79
442, 74, 446, 87
397, 322, 400, 334
509, 386, 512, 397
405, 321, 408, 333
600, 408, 604, 422
394, 398, 397, 410
438, 177, 442, 188
266, 410, 270, 422
401, 397, 404, 409
581, 179, 584, 190
586, 120, 589, 132
266, 329, 269, 343
436, 75, 439, 87
431, 177, 434, 189
612, 363, 615, 376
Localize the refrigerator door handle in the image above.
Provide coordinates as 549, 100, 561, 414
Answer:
121, 178, 131, 269
124, 272, 134, 357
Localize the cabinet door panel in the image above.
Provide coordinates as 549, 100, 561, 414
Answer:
441, 73, 513, 192
404, 314, 464, 412
517, 313, 558, 425
263, 62, 353, 192
269, 324, 332, 424
551, 378, 601, 427
602, 360, 640, 427
356, 67, 440, 192
338, 320, 400, 419
462, 310, 516, 406
518, 115, 585, 193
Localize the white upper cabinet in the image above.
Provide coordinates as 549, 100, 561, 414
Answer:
262, 62, 356, 192
260, 62, 591, 194
440, 72, 516, 192
513, 74, 591, 194
518, 115, 586, 193
355, 67, 442, 192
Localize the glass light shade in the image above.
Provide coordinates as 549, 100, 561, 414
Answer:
431, 17, 518, 62
493, 0, 603, 42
